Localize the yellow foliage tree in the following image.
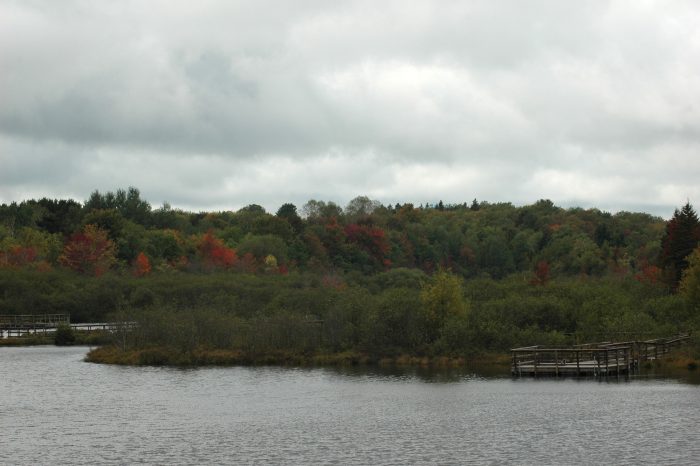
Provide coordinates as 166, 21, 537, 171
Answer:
420, 268, 469, 341
264, 254, 278, 273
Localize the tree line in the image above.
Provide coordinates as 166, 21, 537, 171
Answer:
0, 188, 688, 282
1, 188, 699, 359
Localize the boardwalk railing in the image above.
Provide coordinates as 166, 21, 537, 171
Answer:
0, 314, 136, 338
511, 345, 633, 377
0, 314, 70, 329
511, 334, 690, 377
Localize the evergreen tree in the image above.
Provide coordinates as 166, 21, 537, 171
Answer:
661, 202, 700, 289
679, 246, 700, 320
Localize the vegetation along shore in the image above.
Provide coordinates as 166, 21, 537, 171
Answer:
1, 188, 699, 368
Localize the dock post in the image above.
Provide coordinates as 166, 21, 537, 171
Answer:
555, 350, 559, 377
576, 350, 580, 375
605, 350, 609, 377
534, 351, 538, 377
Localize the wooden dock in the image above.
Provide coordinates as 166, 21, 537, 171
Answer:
511, 334, 690, 377
0, 314, 135, 338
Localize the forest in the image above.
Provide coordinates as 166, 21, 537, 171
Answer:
1, 188, 699, 364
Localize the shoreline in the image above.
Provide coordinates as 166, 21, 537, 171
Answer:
5, 338, 697, 374
0, 331, 113, 347
84, 345, 512, 369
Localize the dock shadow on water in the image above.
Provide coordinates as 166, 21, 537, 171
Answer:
1, 346, 699, 465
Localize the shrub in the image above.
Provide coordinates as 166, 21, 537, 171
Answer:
54, 324, 76, 346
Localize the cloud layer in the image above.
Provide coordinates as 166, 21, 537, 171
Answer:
2, 0, 700, 216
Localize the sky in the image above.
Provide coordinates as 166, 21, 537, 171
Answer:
1, 0, 699, 217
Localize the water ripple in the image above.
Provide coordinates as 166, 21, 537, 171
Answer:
1, 346, 699, 465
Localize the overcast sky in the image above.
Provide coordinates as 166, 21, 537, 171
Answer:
2, 0, 699, 217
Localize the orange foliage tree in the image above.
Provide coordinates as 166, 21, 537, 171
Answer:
0, 246, 37, 268
59, 224, 116, 276
133, 251, 152, 277
198, 231, 237, 270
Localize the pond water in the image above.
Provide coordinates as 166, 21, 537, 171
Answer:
1, 346, 699, 465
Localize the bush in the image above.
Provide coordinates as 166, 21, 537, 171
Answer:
54, 324, 76, 346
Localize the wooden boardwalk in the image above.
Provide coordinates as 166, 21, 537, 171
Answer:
511, 334, 690, 377
0, 314, 134, 338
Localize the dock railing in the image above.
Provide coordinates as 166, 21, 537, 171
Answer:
638, 334, 690, 361
0, 314, 70, 329
0, 314, 137, 338
511, 345, 632, 377
511, 333, 690, 377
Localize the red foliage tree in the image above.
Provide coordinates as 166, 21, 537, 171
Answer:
323, 217, 346, 257
59, 224, 116, 276
635, 264, 661, 285
0, 246, 37, 268
198, 231, 237, 270
530, 260, 550, 286
133, 251, 152, 277
344, 223, 390, 267
237, 252, 257, 273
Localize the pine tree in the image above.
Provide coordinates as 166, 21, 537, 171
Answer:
661, 202, 700, 289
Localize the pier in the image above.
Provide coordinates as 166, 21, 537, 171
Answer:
511, 334, 690, 377
0, 314, 134, 338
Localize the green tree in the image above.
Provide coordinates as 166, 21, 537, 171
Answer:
301, 200, 343, 221
236, 234, 288, 264
276, 203, 304, 233
420, 268, 469, 341
345, 196, 381, 219
661, 202, 700, 289
36, 198, 84, 235
680, 246, 700, 323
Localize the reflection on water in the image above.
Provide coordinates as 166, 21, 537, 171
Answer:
1, 346, 699, 465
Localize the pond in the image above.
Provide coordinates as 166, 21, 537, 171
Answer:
1, 346, 699, 465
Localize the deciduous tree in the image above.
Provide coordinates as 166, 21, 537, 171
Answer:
133, 252, 152, 277
59, 224, 116, 276
198, 231, 237, 270
420, 268, 469, 341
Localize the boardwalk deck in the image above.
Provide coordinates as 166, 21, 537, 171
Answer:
0, 314, 135, 338
511, 334, 690, 377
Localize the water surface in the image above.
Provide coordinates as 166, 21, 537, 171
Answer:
1, 346, 699, 465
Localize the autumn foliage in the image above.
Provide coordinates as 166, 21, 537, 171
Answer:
635, 264, 661, 285
59, 224, 116, 276
133, 252, 152, 277
0, 246, 37, 268
345, 224, 390, 258
530, 260, 550, 286
198, 231, 237, 269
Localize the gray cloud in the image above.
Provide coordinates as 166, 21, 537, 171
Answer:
1, 0, 699, 217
